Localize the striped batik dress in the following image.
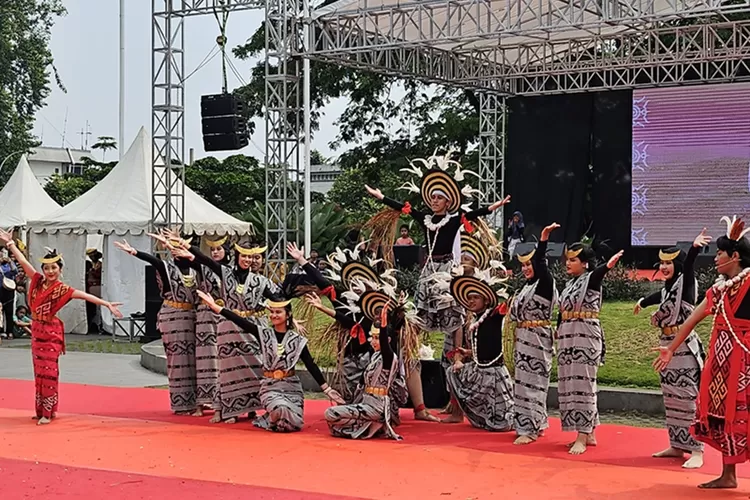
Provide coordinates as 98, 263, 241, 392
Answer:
652, 274, 705, 452
325, 352, 402, 440
216, 268, 280, 419
446, 309, 514, 431
194, 264, 223, 408
557, 272, 603, 434
254, 326, 308, 432
510, 278, 557, 438
156, 260, 199, 413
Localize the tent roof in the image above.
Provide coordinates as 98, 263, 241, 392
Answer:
0, 155, 61, 228
28, 127, 253, 236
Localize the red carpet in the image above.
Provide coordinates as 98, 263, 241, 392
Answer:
2, 378, 750, 499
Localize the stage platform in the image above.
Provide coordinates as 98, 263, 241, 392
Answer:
1, 378, 749, 499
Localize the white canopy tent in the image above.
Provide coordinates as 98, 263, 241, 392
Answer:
0, 155, 61, 228
27, 127, 252, 333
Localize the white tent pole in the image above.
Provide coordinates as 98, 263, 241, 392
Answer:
303, 0, 312, 256
119, 0, 125, 160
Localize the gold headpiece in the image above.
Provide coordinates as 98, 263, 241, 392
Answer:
517, 248, 536, 264
234, 243, 267, 256
266, 299, 292, 309
206, 236, 228, 248
86, 247, 98, 255
166, 237, 191, 249
565, 247, 582, 260
40, 254, 63, 265
16, 239, 26, 252
658, 249, 681, 262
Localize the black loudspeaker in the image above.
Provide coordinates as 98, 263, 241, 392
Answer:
420, 360, 450, 409
200, 93, 249, 152
393, 244, 421, 270
143, 266, 162, 342
546, 242, 565, 259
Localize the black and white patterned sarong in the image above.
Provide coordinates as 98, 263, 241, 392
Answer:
446, 360, 514, 431
652, 274, 704, 452
557, 272, 602, 434
416, 259, 464, 333
510, 279, 556, 437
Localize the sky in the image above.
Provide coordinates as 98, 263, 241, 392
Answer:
33, 1, 350, 162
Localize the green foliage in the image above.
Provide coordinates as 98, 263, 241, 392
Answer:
0, 0, 66, 187
44, 157, 114, 205
601, 263, 652, 302
187, 155, 264, 215
697, 266, 719, 301
236, 200, 351, 256
91, 136, 117, 161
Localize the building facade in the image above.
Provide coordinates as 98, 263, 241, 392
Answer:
27, 147, 93, 186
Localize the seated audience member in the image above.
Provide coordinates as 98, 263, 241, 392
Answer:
395, 225, 415, 246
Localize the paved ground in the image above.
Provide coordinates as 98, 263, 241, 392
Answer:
0, 348, 166, 388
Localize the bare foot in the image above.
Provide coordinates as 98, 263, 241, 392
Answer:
514, 435, 536, 445
439, 402, 454, 415
441, 415, 464, 424
37, 417, 51, 425
569, 434, 597, 447
653, 447, 684, 458
682, 452, 704, 469
191, 408, 204, 417
174, 410, 191, 416
698, 476, 737, 489
209, 413, 223, 424
569, 434, 588, 455
414, 410, 440, 422
223, 417, 237, 424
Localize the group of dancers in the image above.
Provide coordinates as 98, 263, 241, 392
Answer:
6, 150, 750, 490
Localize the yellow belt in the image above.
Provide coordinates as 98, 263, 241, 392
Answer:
232, 309, 262, 318
365, 386, 387, 397
263, 369, 295, 380
163, 300, 193, 310
518, 320, 551, 329
662, 325, 681, 336
561, 310, 599, 321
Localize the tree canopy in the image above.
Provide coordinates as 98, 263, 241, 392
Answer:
0, 0, 66, 186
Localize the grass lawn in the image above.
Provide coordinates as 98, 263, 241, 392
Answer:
302, 300, 711, 391
11, 338, 143, 355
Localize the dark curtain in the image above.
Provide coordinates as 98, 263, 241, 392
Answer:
505, 91, 632, 255
590, 91, 632, 256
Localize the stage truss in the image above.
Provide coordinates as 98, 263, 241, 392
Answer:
151, 0, 301, 275
152, 0, 750, 252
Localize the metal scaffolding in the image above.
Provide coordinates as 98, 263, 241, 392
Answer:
151, 0, 300, 269
151, 0, 750, 256
265, 0, 303, 281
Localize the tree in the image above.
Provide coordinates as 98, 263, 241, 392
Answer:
91, 136, 117, 161
44, 156, 114, 205
0, 0, 66, 187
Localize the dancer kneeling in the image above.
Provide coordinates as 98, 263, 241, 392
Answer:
635, 228, 710, 469
196, 290, 344, 432
444, 270, 514, 432
325, 290, 405, 440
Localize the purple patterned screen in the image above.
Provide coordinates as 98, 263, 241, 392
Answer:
631, 83, 750, 246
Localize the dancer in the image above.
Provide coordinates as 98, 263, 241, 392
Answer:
635, 229, 710, 468
506, 211, 525, 257
324, 290, 407, 440
170, 236, 323, 423
0, 229, 122, 425
114, 238, 199, 415
558, 242, 623, 454
442, 270, 514, 431
511, 222, 560, 444
654, 216, 750, 489
196, 290, 344, 432
192, 236, 232, 417
441, 232, 493, 420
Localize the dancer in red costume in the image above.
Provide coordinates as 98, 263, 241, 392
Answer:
654, 216, 750, 489
0, 229, 122, 425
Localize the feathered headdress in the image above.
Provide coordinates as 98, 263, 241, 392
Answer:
722, 216, 750, 241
